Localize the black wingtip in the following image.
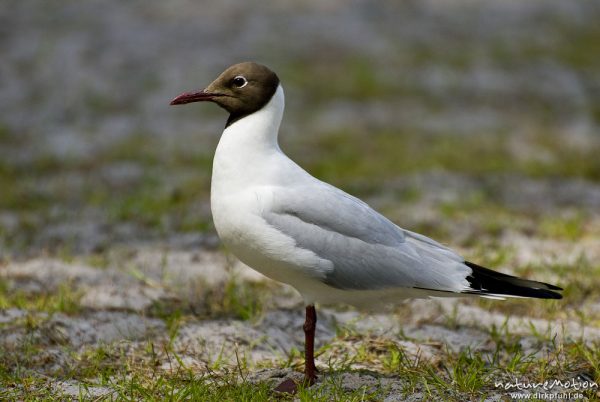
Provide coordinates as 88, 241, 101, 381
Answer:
464, 261, 563, 300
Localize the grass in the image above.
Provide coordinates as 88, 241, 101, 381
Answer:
0, 370, 275, 401
309, 330, 599, 400
538, 212, 587, 241
0, 280, 83, 316
149, 269, 271, 324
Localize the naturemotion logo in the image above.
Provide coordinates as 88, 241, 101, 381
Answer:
494, 376, 598, 392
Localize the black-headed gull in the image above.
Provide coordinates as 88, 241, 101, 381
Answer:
170, 62, 562, 392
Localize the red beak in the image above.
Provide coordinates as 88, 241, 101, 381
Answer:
170, 89, 221, 105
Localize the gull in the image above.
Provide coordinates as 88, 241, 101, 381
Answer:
170, 62, 563, 392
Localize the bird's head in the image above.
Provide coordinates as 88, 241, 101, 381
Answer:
170, 62, 280, 123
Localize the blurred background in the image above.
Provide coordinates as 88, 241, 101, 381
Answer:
2, 2, 600, 398
1, 0, 599, 258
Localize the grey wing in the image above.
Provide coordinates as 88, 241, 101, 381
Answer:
263, 183, 471, 292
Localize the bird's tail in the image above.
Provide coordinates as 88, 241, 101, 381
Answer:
463, 261, 563, 299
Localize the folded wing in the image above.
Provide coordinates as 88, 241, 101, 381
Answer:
263, 183, 472, 293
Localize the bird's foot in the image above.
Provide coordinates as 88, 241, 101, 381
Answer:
304, 373, 317, 386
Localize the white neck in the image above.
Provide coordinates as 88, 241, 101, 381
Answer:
220, 85, 284, 152
211, 85, 290, 193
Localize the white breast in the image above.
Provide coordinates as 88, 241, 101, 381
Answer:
209, 86, 328, 288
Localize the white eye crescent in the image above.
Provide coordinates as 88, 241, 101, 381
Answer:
232, 76, 248, 88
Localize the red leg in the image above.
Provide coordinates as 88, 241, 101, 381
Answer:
303, 305, 317, 384
274, 305, 318, 393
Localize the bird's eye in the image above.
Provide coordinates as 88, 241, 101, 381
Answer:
232, 76, 248, 88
